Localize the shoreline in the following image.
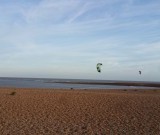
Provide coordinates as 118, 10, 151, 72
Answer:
1, 77, 160, 89
51, 81, 160, 88
0, 86, 160, 91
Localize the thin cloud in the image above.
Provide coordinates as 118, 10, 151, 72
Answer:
0, 0, 160, 80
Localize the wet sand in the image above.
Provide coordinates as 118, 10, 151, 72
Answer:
0, 88, 160, 134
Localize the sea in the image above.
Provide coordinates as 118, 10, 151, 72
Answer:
0, 77, 159, 89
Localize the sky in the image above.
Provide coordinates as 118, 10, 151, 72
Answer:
0, 0, 160, 81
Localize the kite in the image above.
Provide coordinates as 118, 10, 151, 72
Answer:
97, 63, 103, 73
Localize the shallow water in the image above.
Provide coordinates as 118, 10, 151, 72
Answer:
0, 77, 159, 89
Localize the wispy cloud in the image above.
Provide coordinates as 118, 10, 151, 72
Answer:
0, 0, 160, 80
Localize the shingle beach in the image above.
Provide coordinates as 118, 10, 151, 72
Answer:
0, 88, 160, 135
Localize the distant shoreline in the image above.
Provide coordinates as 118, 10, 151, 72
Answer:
49, 81, 160, 88
0, 77, 160, 89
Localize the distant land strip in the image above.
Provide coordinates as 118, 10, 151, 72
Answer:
46, 81, 160, 88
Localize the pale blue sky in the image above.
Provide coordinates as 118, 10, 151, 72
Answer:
0, 0, 160, 81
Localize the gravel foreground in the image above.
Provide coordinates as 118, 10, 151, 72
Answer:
0, 88, 160, 135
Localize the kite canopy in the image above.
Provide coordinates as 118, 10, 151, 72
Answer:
139, 71, 142, 75
97, 63, 103, 73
